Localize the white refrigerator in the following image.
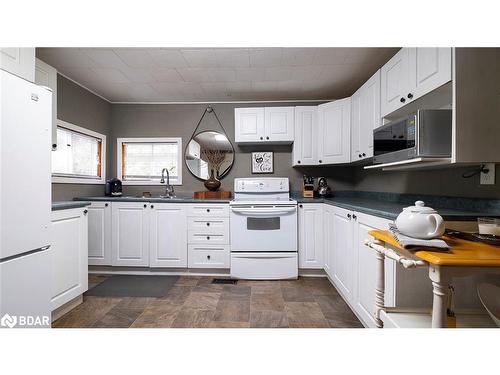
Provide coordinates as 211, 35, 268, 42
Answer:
0, 70, 52, 328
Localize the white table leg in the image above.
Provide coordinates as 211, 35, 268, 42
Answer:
429, 265, 449, 328
374, 250, 386, 328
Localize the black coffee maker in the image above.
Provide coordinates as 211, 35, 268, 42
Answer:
105, 178, 122, 196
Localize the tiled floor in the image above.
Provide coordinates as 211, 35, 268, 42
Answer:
52, 275, 363, 328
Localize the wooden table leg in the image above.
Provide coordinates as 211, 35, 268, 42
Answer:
374, 250, 386, 328
429, 264, 449, 328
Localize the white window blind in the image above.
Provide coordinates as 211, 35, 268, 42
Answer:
52, 126, 102, 179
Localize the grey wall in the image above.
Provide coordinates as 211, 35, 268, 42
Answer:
53, 75, 112, 200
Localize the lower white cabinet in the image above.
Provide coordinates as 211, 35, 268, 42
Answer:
298, 203, 323, 268
149, 203, 187, 267
188, 245, 230, 268
51, 207, 88, 311
111, 202, 150, 267
323, 204, 335, 278
87, 202, 112, 266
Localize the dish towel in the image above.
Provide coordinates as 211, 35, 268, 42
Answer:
389, 224, 449, 250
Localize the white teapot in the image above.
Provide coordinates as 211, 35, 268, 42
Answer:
395, 201, 445, 239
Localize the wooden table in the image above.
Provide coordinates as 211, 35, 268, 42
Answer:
366, 230, 500, 328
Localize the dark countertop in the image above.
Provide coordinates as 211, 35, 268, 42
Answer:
73, 196, 232, 204
52, 201, 91, 211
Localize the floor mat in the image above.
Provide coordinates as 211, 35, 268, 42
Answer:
85, 275, 179, 298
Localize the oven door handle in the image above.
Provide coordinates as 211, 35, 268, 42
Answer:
230, 207, 296, 216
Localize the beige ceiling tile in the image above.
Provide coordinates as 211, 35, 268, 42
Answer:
149, 68, 184, 83
214, 48, 250, 68
249, 48, 283, 67
234, 67, 266, 81
58, 67, 100, 84
148, 49, 188, 68
82, 48, 128, 69
252, 81, 278, 92
90, 67, 130, 83
129, 84, 162, 101
181, 49, 218, 68
37, 48, 97, 68
264, 66, 295, 81
114, 48, 156, 68
120, 67, 155, 83
178, 68, 236, 83
208, 68, 236, 82
290, 65, 324, 81
313, 48, 350, 65
90, 82, 135, 102
281, 48, 317, 66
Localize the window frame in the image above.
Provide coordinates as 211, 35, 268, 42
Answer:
52, 120, 107, 185
117, 137, 183, 186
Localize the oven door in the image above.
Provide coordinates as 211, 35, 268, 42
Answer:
230, 205, 297, 252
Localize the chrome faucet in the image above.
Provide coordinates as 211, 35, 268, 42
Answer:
160, 167, 175, 198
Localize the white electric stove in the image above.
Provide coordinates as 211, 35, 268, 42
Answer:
229, 177, 298, 280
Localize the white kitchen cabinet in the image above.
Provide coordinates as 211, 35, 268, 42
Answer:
234, 107, 265, 143
149, 203, 188, 268
0, 48, 35, 82
409, 47, 452, 101
51, 207, 88, 311
381, 48, 452, 117
317, 98, 351, 164
331, 206, 356, 303
298, 203, 323, 269
292, 106, 318, 166
111, 202, 150, 266
322, 204, 335, 279
351, 70, 381, 161
235, 107, 294, 144
35, 58, 58, 150
87, 202, 112, 266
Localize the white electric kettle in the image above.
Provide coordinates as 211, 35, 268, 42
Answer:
395, 201, 445, 239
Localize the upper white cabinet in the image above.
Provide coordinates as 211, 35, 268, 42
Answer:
87, 202, 112, 266
150, 203, 188, 268
51, 207, 88, 311
298, 203, 323, 269
293, 106, 318, 166
381, 47, 452, 117
317, 98, 351, 164
351, 70, 381, 161
235, 107, 294, 144
0, 48, 35, 82
35, 58, 58, 150
111, 202, 150, 267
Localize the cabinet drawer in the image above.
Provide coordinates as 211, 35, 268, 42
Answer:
187, 217, 229, 235
188, 232, 228, 245
188, 245, 230, 268
187, 204, 229, 218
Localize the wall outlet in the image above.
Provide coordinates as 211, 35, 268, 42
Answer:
480, 163, 495, 185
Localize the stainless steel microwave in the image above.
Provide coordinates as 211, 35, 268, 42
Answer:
373, 109, 452, 164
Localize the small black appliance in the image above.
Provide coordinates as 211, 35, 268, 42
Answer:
105, 178, 122, 196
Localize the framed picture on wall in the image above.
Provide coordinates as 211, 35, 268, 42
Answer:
251, 152, 273, 174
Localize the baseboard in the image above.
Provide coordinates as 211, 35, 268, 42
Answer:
52, 295, 83, 322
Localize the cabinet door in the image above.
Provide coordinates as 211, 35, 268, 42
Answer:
350, 91, 362, 161
380, 48, 411, 117
293, 106, 318, 166
0, 48, 35, 82
235, 108, 265, 143
51, 208, 88, 311
332, 206, 355, 303
150, 204, 187, 267
317, 98, 351, 164
353, 212, 392, 328
87, 202, 112, 266
323, 205, 335, 278
298, 204, 323, 269
409, 47, 452, 101
359, 70, 380, 159
111, 202, 150, 266
35, 58, 57, 150
264, 107, 294, 142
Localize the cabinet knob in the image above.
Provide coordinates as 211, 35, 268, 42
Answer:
297, 160, 301, 164
83, 209, 88, 215
407, 93, 413, 99
352, 214, 357, 220
347, 213, 351, 219
105, 203, 108, 207
299, 204, 303, 208
207, 236, 210, 240
358, 154, 362, 158
206, 222, 210, 226
151, 205, 154, 209
266, 136, 269, 140
207, 255, 211, 260
362, 153, 366, 157
400, 97, 406, 103
206, 208, 210, 213
52, 143, 57, 149
260, 136, 263, 140
319, 160, 322, 163
143, 204, 147, 208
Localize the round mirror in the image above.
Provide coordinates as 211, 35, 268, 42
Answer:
185, 131, 234, 180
